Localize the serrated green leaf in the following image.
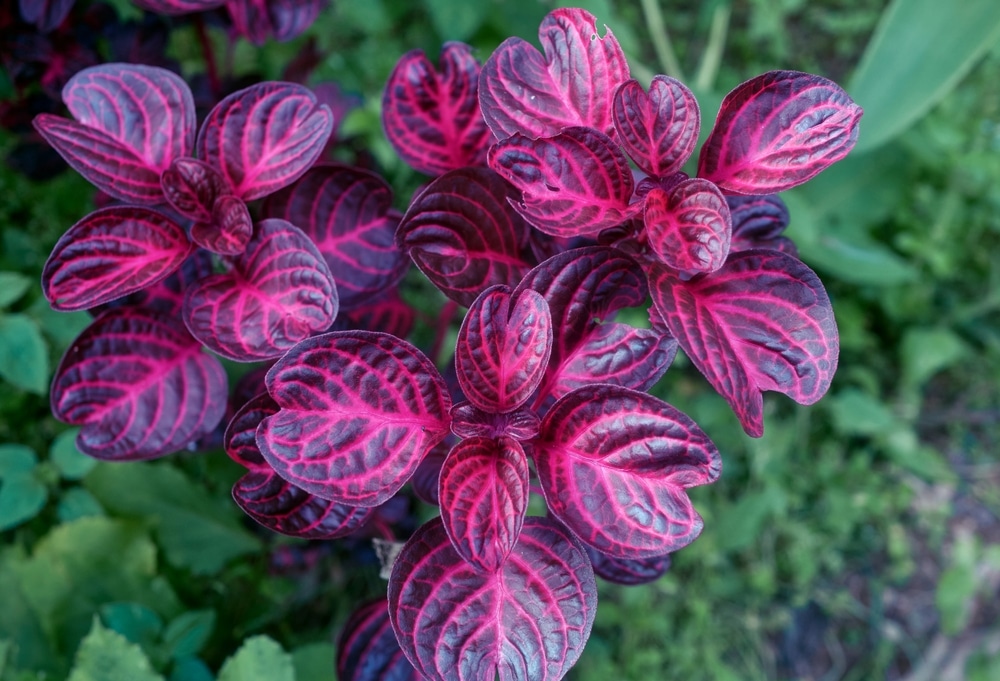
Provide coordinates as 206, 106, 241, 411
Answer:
291, 642, 336, 681
67, 619, 164, 681
50, 430, 97, 480
218, 636, 294, 681
57, 487, 105, 523
162, 611, 215, 660
99, 603, 163, 649
0, 314, 49, 394
0, 273, 31, 308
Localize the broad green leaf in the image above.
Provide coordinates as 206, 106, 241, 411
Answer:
50, 429, 97, 480
0, 272, 31, 308
291, 642, 336, 681
0, 444, 47, 531
85, 463, 260, 575
849, 0, 1000, 151
900, 327, 968, 391
0, 444, 37, 475
170, 657, 215, 681
99, 603, 163, 649
162, 611, 215, 660
57, 487, 105, 522
0, 314, 49, 394
67, 619, 164, 681
218, 636, 294, 681
28, 298, 91, 349
827, 389, 897, 437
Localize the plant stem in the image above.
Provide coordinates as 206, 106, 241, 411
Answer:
430, 300, 459, 366
194, 14, 222, 101
695, 2, 731, 93
639, 0, 685, 80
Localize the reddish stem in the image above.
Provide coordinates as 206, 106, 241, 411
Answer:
430, 300, 459, 365
194, 14, 222, 101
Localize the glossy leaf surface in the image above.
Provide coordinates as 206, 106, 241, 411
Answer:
34, 63, 196, 204
489, 127, 636, 238
644, 179, 732, 275
264, 164, 407, 310
42, 206, 192, 311
196, 81, 333, 200
382, 42, 491, 176
183, 219, 337, 362
337, 600, 418, 681
648, 250, 839, 437
455, 287, 552, 413
536, 385, 721, 558
698, 71, 863, 194
396, 167, 534, 307
258, 331, 452, 506
51, 308, 227, 460
389, 516, 597, 681
612, 76, 699, 177
585, 546, 671, 586
479, 7, 629, 139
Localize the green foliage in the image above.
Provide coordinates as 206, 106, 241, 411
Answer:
0, 445, 47, 531
66, 620, 164, 681
217, 636, 295, 681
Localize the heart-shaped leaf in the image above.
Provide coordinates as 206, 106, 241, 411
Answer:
489, 127, 636, 238
450, 403, 540, 442
585, 546, 671, 586
438, 436, 529, 573
382, 42, 492, 176
535, 384, 721, 558
225, 0, 328, 45
264, 164, 407, 310
34, 63, 196, 204
183, 218, 338, 362
258, 331, 452, 506
479, 7, 629, 139
42, 206, 192, 311
698, 71, 863, 194
612, 76, 700, 178
196, 81, 333, 200
455, 287, 552, 413
51, 308, 228, 461
647, 250, 839, 437
189, 194, 254, 255
644, 178, 732, 275
728, 194, 796, 254
161, 157, 228, 223
396, 167, 535, 307
389, 516, 597, 681
18, 0, 75, 31
337, 600, 419, 681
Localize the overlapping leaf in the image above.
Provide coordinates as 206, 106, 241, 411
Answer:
337, 600, 419, 681
612, 76, 700, 177
698, 71, 863, 194
196, 81, 333, 200
396, 167, 534, 307
226, 0, 328, 45
535, 385, 721, 558
264, 164, 407, 310
189, 194, 254, 255
647, 250, 839, 437
728, 194, 796, 254
183, 219, 338, 362
50, 308, 228, 460
644, 179, 732, 275
161, 157, 228, 223
42, 206, 192, 311
258, 331, 452, 506
479, 7, 629, 139
389, 516, 597, 681
585, 546, 671, 586
382, 42, 492, 176
455, 287, 552, 413
34, 63, 196, 203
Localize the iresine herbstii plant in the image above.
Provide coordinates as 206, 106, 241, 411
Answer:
34, 7, 861, 681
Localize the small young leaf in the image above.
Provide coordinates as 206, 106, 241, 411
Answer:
161, 157, 228, 223
218, 636, 294, 681
50, 428, 97, 480
0, 314, 50, 394
99, 602, 164, 649
644, 179, 732, 275
189, 194, 254, 255
613, 76, 700, 177
162, 610, 215, 660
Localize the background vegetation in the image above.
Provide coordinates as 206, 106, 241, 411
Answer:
1, 0, 999, 679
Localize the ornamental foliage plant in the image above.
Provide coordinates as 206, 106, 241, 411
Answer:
32, 6, 862, 680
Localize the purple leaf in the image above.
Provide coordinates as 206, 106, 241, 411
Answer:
337, 600, 419, 681
455, 286, 552, 413
585, 546, 671, 586
438, 436, 529, 572
225, 0, 328, 45
339, 290, 416, 339
389, 516, 597, 681
450, 402, 540, 442
698, 71, 863, 194
478, 7, 629, 139
644, 178, 732, 275
612, 76, 700, 178
131, 0, 224, 13
224, 392, 277, 468
728, 194, 797, 255
489, 127, 637, 238
410, 441, 449, 506
382, 43, 492, 176
196, 81, 333, 200
535, 384, 721, 558
50, 308, 228, 460
647, 250, 839, 437
183, 219, 338, 362
264, 164, 408, 310
189, 194, 254, 255
34, 63, 196, 204
258, 331, 452, 506
18, 0, 75, 32
396, 167, 535, 307
42, 206, 192, 312
161, 157, 228, 223
98, 250, 214, 318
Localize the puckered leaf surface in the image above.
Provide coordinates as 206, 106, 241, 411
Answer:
644, 178, 732, 275
612, 76, 700, 178
42, 206, 192, 312
479, 7, 629, 139
389, 516, 597, 681
396, 167, 535, 307
34, 63, 196, 204
189, 194, 254, 255
51, 308, 228, 461
382, 42, 491, 176
647, 250, 839, 437
698, 71, 863, 194
337, 600, 418, 681
183, 219, 338, 362
488, 127, 636, 238
161, 157, 228, 223
258, 331, 452, 507
535, 385, 721, 558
